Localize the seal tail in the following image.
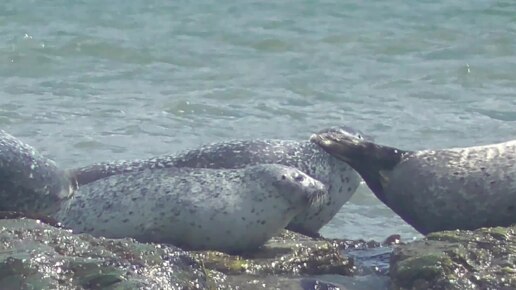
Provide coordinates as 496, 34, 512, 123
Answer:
310, 131, 410, 202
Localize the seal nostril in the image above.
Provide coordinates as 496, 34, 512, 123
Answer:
294, 175, 305, 182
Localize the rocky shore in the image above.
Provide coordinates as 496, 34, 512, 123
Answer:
0, 218, 514, 289
390, 226, 516, 290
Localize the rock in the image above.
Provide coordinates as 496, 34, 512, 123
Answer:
194, 230, 354, 276
8, 213, 516, 289
194, 230, 393, 289
0, 219, 225, 290
0, 217, 393, 289
390, 226, 516, 290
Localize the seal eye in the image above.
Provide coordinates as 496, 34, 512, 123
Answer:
281, 175, 287, 180
294, 175, 305, 182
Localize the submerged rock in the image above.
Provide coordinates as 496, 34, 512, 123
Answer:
390, 226, 516, 290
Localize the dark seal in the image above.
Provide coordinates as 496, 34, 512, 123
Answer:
311, 130, 516, 234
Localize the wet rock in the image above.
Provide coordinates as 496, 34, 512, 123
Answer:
322, 234, 398, 276
193, 230, 393, 289
0, 218, 392, 289
300, 277, 347, 290
390, 226, 516, 290
193, 230, 353, 276
0, 219, 223, 290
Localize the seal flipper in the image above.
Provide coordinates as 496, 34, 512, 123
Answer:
310, 131, 412, 203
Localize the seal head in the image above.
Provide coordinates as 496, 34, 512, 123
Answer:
310, 130, 408, 204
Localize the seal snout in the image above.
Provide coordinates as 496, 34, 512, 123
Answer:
306, 182, 328, 207
278, 169, 328, 207
310, 132, 360, 163
314, 126, 372, 141
294, 171, 328, 206
310, 133, 339, 151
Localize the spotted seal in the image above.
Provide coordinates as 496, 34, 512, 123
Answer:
0, 130, 74, 216
70, 126, 367, 236
311, 130, 516, 234
55, 164, 326, 253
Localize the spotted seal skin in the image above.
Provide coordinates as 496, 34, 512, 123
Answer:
311, 130, 516, 234
55, 164, 326, 253
70, 126, 366, 236
0, 130, 74, 216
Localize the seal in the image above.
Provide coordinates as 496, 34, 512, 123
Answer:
0, 130, 74, 216
70, 126, 367, 236
310, 130, 516, 234
55, 164, 327, 253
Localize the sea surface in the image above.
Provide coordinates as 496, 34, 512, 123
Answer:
1, 1, 516, 245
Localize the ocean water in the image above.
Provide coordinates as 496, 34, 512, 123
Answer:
1, 0, 516, 243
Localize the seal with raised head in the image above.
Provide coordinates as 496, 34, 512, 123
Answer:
311, 130, 516, 234
70, 126, 367, 236
55, 164, 326, 253
0, 130, 74, 216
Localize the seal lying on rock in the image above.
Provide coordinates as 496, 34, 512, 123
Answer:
55, 164, 327, 253
0, 130, 74, 215
310, 130, 516, 234
70, 126, 367, 236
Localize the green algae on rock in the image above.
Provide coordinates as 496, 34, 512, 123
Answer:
390, 226, 516, 290
192, 230, 354, 276
0, 219, 222, 290
0, 218, 393, 289
191, 230, 376, 290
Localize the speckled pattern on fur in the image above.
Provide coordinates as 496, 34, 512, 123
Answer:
384, 141, 516, 233
71, 127, 364, 236
0, 130, 74, 216
312, 130, 516, 234
56, 164, 327, 253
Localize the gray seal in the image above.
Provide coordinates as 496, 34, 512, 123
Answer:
311, 130, 516, 234
70, 126, 366, 236
0, 130, 74, 216
55, 164, 326, 253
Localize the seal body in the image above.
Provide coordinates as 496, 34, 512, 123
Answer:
0, 130, 73, 216
70, 126, 365, 236
56, 164, 326, 253
311, 131, 516, 234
